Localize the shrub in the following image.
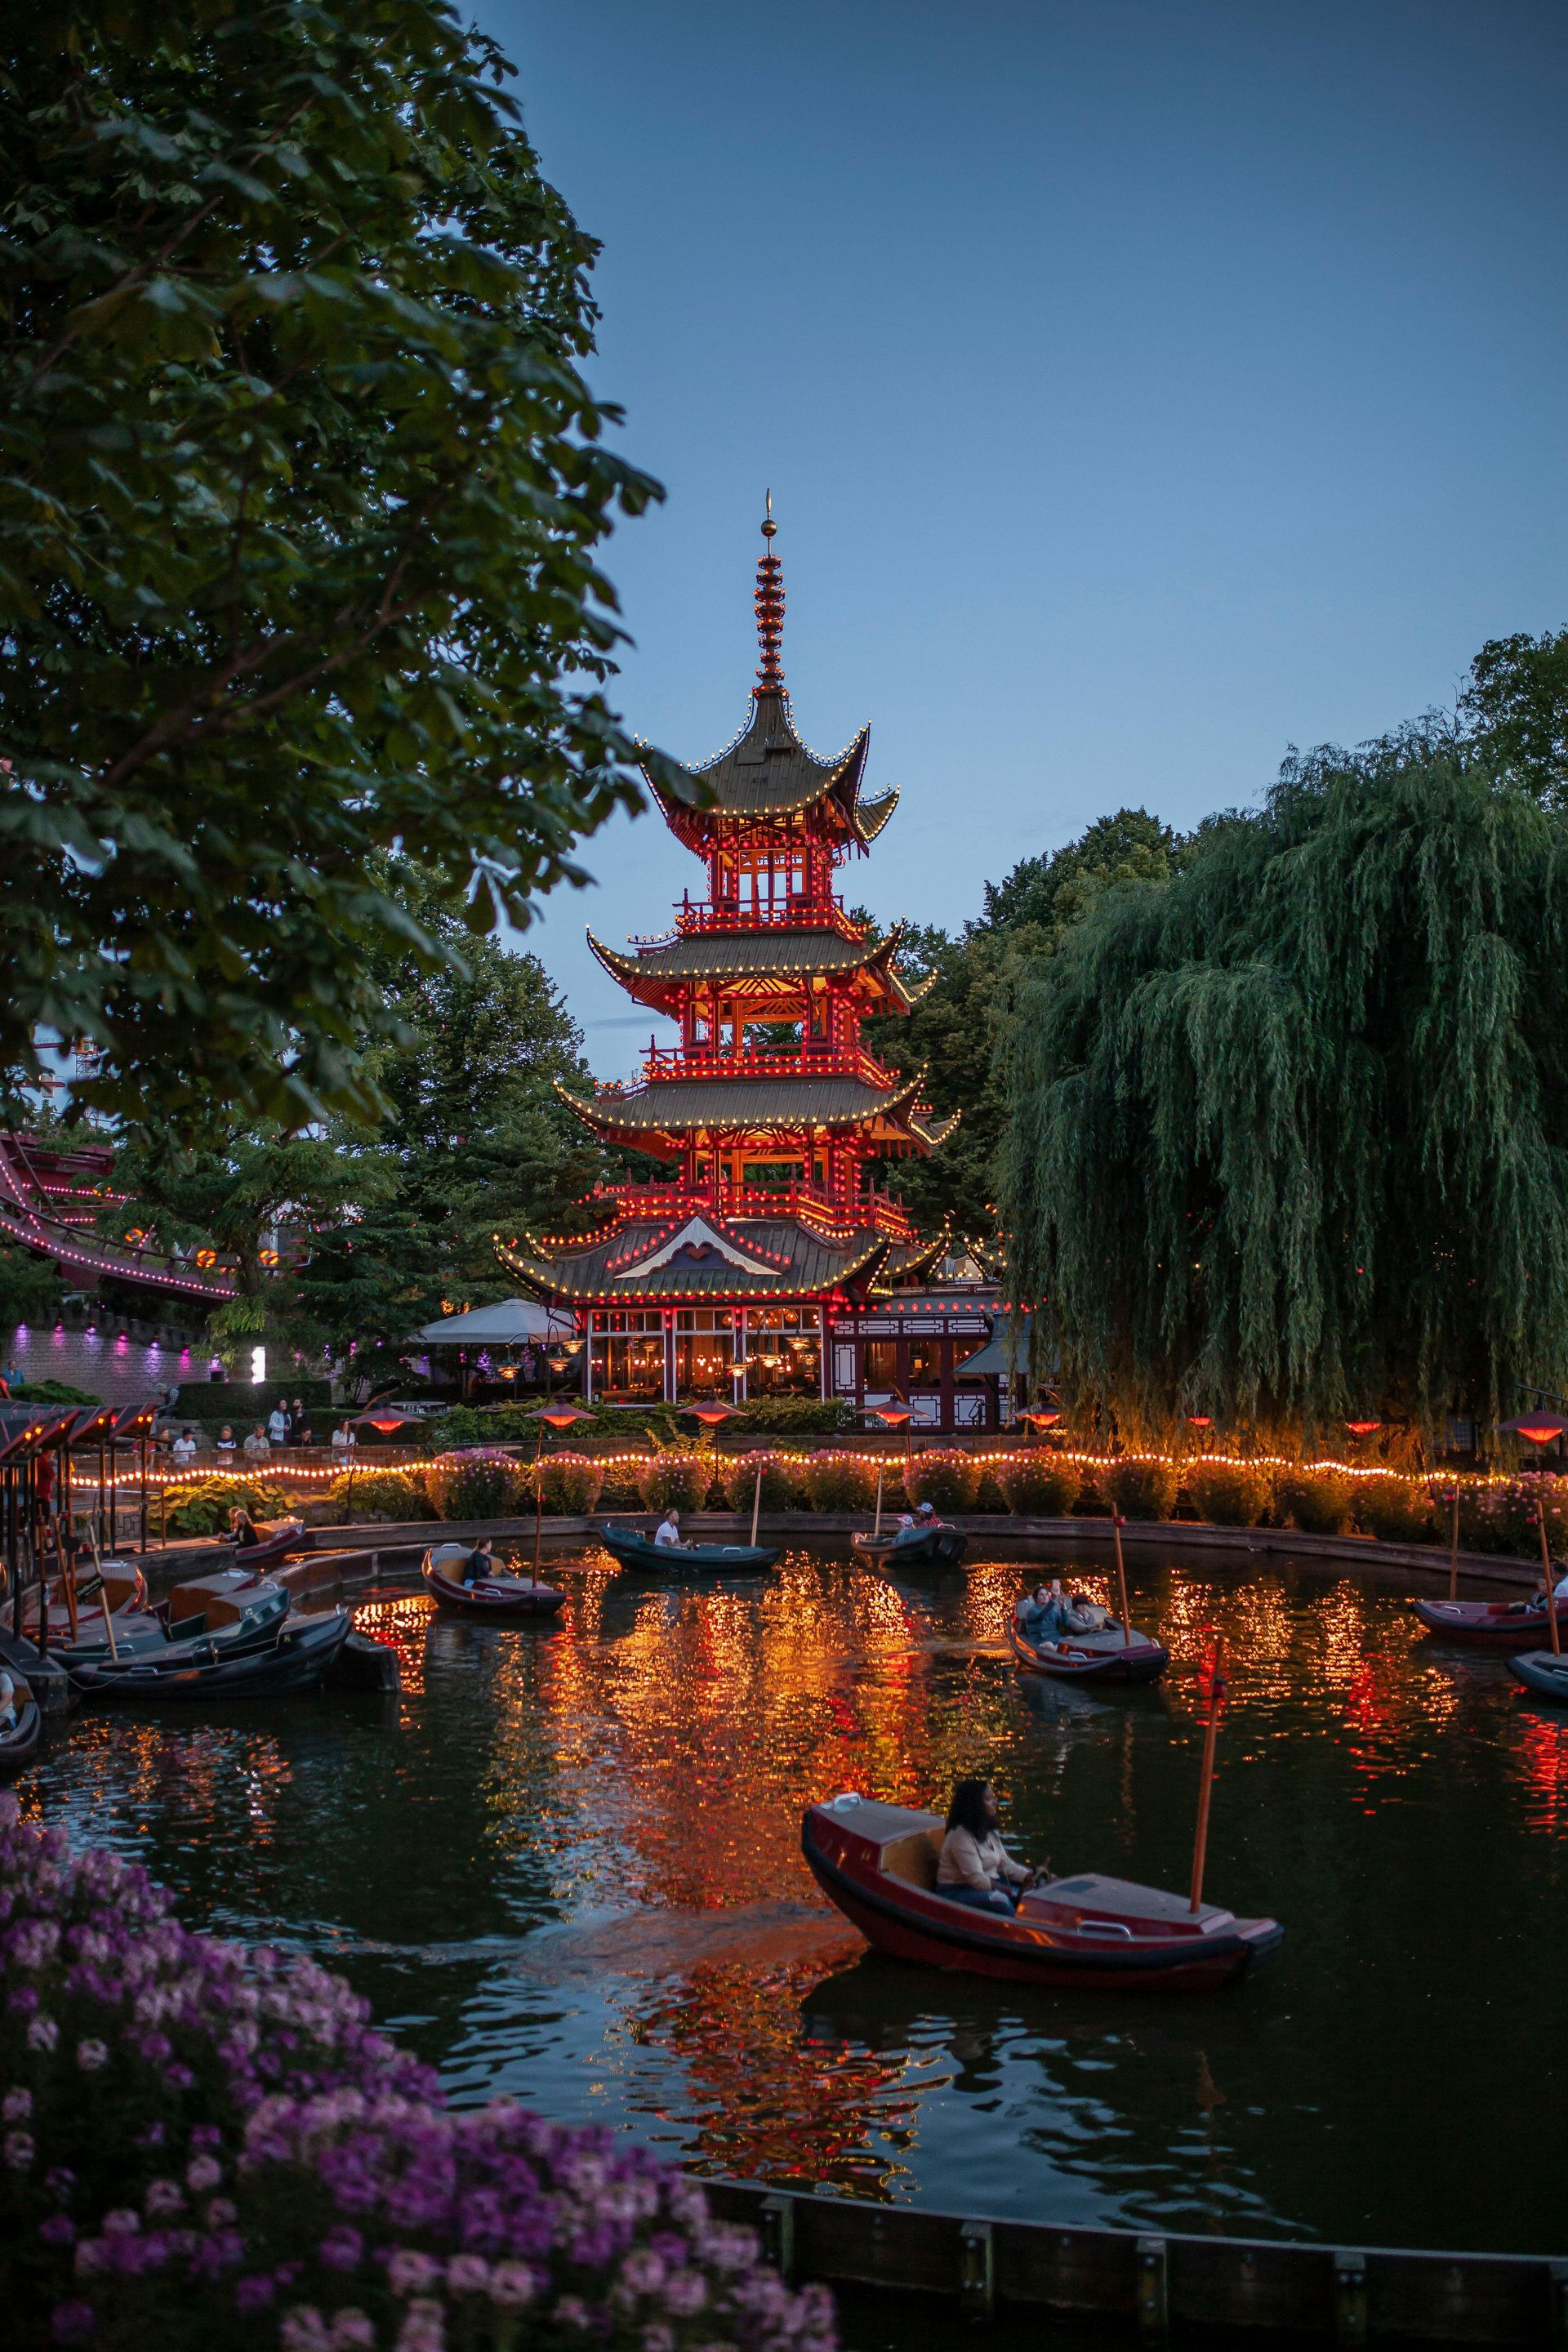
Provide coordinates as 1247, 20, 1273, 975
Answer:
1276, 1466, 1356, 1535
1354, 1475, 1437, 1544
1457, 1471, 1568, 1559
732, 1395, 857, 1436
156, 1478, 292, 1539
719, 1450, 806, 1511
994, 1451, 1082, 1516
905, 1448, 981, 1512
1102, 1455, 1179, 1521
1183, 1459, 1274, 1526
423, 1448, 528, 1521
11, 1378, 100, 1405
327, 1466, 428, 1521
532, 1451, 604, 1513
801, 1450, 881, 1512
0, 1798, 835, 2352
636, 1453, 709, 1513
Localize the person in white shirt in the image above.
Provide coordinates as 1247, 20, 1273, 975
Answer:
331, 1423, 354, 1457
172, 1428, 198, 1469
266, 1405, 288, 1446
243, 1424, 270, 1462
653, 1508, 685, 1550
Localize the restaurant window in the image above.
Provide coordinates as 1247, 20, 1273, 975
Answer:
589, 1310, 666, 1402
908, 1334, 944, 1388
864, 1339, 899, 1389
745, 1306, 821, 1396
675, 1307, 737, 1395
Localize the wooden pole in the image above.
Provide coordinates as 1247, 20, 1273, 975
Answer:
1189, 1633, 1227, 1914
1448, 1486, 1460, 1602
532, 1422, 545, 1577
872, 1460, 884, 1540
1111, 1511, 1133, 1647
750, 1466, 763, 1548
1538, 1508, 1561, 1657
87, 1523, 118, 1660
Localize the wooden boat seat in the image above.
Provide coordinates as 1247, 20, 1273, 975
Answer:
168, 1570, 270, 1628
880, 1827, 943, 1891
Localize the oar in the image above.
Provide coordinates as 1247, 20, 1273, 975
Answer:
1538, 1508, 1561, 1657
1447, 1486, 1460, 1602
87, 1525, 119, 1661
1189, 1632, 1227, 1915
62, 1534, 78, 1642
750, 1466, 763, 1548
1111, 1511, 1133, 1647
872, 1460, 884, 1542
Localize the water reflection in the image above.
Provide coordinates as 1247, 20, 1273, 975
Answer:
21, 1546, 1568, 2252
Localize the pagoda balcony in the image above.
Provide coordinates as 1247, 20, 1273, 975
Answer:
630, 1040, 902, 1090
590, 1177, 918, 1242
626, 895, 865, 948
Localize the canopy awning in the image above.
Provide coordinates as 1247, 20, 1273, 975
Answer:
415, 1299, 575, 1346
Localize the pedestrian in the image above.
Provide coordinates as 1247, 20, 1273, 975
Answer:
291, 1396, 306, 1446
266, 1401, 287, 1446
216, 1425, 236, 1455
172, 1427, 198, 1469
243, 1423, 271, 1462
331, 1422, 355, 1459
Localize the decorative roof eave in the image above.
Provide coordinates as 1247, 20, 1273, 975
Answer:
493, 1226, 896, 1307
907, 1107, 960, 1153
885, 1216, 953, 1286
555, 1066, 934, 1147
854, 787, 898, 845
586, 920, 923, 1016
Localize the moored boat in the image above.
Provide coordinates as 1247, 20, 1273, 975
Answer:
1009, 1616, 1170, 1686
1508, 1650, 1568, 1703
852, 1524, 969, 1567
1411, 1595, 1558, 1645
56, 1568, 291, 1673
802, 1795, 1281, 1992
227, 1519, 306, 1571
422, 1544, 566, 1618
0, 1673, 42, 1780
598, 1525, 781, 1572
69, 1609, 350, 1702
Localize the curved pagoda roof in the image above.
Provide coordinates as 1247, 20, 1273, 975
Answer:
641, 687, 898, 856
555, 1069, 958, 1159
494, 1207, 954, 1307
584, 920, 935, 1016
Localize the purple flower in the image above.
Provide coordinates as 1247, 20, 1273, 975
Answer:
319, 2225, 364, 2273
75, 2039, 109, 2073
185, 2154, 223, 2194
50, 2302, 96, 2344
234, 2275, 276, 2316
2, 2085, 32, 2122
40, 2214, 77, 2247
5, 2130, 37, 2169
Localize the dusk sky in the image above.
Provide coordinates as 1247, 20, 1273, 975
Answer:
478, 1, 1568, 1076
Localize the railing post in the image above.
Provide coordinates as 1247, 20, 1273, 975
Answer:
1334, 2250, 1368, 2346
1136, 2235, 1169, 2338
759, 2194, 795, 2286
958, 2218, 993, 2323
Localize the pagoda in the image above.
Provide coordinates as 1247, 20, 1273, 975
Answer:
497, 502, 964, 1411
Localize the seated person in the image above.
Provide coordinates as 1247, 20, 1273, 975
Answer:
936, 1778, 1036, 1912
1018, 1579, 1071, 1640
890, 1513, 924, 1548
0, 1668, 17, 1733
461, 1538, 495, 1585
653, 1508, 685, 1550
1063, 1591, 1110, 1633
1531, 1557, 1568, 1607
914, 1500, 943, 1529
215, 1425, 236, 1454
229, 1507, 262, 1549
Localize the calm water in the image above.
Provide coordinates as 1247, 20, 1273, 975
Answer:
20, 1544, 1568, 2256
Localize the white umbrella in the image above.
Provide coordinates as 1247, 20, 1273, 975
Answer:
415, 1299, 575, 1346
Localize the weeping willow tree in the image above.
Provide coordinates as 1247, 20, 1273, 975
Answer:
1000, 731, 1568, 1449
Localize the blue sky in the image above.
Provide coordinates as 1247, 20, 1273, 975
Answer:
475, 0, 1568, 1076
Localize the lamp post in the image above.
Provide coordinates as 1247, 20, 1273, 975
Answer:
525, 1401, 595, 1575
1018, 1407, 1060, 1450
1500, 1415, 1568, 1654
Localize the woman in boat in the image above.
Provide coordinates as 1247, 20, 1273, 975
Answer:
1018, 1579, 1071, 1640
890, 1513, 924, 1548
229, 1507, 262, 1549
936, 1778, 1037, 1912
461, 1538, 496, 1584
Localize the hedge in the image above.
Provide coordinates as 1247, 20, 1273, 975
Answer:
719, 1450, 807, 1512
904, 1449, 980, 1512
994, 1453, 1081, 1515
1183, 1459, 1274, 1526
423, 1450, 528, 1521
1102, 1456, 1179, 1521
1276, 1467, 1355, 1535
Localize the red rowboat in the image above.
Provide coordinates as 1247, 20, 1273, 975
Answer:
801, 1796, 1281, 1993
1009, 1616, 1169, 1686
230, 1520, 306, 1571
1411, 1595, 1558, 1645
421, 1544, 564, 1619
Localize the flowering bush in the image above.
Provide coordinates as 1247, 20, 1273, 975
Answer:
1275, 1467, 1355, 1536
635, 1454, 709, 1514
993, 1452, 1080, 1516
903, 1450, 980, 1513
529, 1453, 604, 1515
800, 1451, 881, 1512
718, 1451, 805, 1512
423, 1450, 528, 1521
1101, 1456, 1179, 1521
1354, 1476, 1436, 1544
328, 1468, 429, 1523
1183, 1459, 1274, 1526
157, 1480, 294, 1540
1454, 1472, 1568, 1560
0, 1798, 835, 2352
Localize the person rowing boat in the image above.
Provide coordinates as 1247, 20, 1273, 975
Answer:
936, 1777, 1048, 1913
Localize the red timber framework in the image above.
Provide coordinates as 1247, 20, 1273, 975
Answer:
496, 503, 992, 1419
0, 1131, 239, 1304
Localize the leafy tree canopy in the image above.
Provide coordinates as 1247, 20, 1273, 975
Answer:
1459, 627, 1568, 804
1000, 732, 1568, 1447
1, 0, 684, 1140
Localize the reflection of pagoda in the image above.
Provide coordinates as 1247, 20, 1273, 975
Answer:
497, 502, 961, 1409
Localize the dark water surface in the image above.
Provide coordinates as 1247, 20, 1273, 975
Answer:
20, 1545, 1568, 2254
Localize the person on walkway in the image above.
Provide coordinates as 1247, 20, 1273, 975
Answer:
331, 1423, 355, 1459
216, 1425, 236, 1455
936, 1779, 1038, 1913
243, 1424, 270, 1462
266, 1403, 288, 1446
654, 1508, 685, 1550
291, 1398, 306, 1446
172, 1427, 198, 1469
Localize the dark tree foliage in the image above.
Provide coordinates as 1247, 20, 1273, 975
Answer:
1000, 735, 1568, 1446
1459, 628, 1568, 805
868, 811, 1187, 1237
0, 0, 684, 1138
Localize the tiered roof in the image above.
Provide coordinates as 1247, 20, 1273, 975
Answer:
584, 921, 933, 1015
497, 1209, 949, 1307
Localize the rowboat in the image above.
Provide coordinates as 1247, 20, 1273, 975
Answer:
69, 1609, 350, 1702
1009, 1616, 1170, 1686
228, 1519, 306, 1571
1508, 1650, 1568, 1703
802, 1795, 1281, 1993
56, 1568, 292, 1672
1411, 1595, 1560, 1645
421, 1544, 566, 1618
0, 1675, 42, 1781
598, 1524, 781, 1572
852, 1525, 969, 1567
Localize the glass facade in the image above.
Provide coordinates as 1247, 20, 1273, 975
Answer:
674, 1307, 739, 1396
588, 1309, 666, 1402
744, 1306, 822, 1396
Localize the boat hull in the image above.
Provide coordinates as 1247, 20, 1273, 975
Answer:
422, 1552, 565, 1617
70, 1611, 350, 1701
0, 1695, 42, 1781
598, 1526, 781, 1572
853, 1526, 969, 1567
802, 1800, 1280, 1994
1508, 1649, 1568, 1702
1412, 1597, 1557, 1645
1009, 1620, 1169, 1685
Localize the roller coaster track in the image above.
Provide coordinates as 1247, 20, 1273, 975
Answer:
0, 1133, 239, 1303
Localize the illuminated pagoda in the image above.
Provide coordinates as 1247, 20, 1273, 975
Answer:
497, 502, 1004, 1426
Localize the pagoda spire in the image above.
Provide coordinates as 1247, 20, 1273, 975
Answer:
754, 489, 785, 694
